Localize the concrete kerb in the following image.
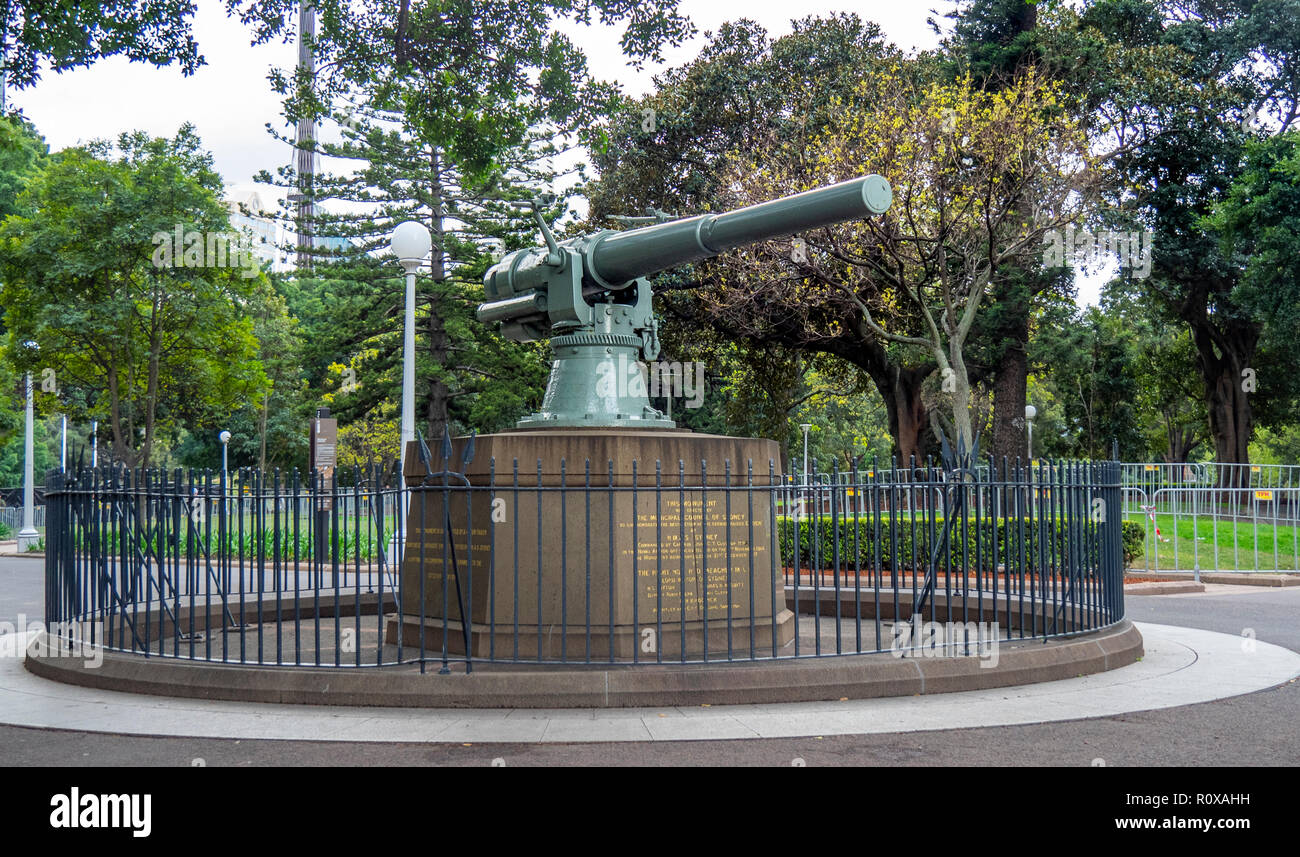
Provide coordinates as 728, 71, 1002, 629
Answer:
1125, 582, 1206, 595
24, 620, 1143, 708
1126, 570, 1300, 587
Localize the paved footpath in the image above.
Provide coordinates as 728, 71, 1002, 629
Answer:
2, 556, 1298, 765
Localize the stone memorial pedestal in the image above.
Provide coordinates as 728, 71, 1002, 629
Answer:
385, 429, 796, 660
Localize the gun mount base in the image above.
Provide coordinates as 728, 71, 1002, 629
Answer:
517, 301, 675, 429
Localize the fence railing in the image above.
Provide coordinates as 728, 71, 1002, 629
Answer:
0, 506, 46, 531
43, 457, 1125, 670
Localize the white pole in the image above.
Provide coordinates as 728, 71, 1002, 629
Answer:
800, 422, 812, 519
91, 420, 98, 468
401, 264, 416, 475
390, 220, 430, 561
17, 373, 39, 549
801, 424, 810, 486
60, 415, 66, 471
1024, 404, 1038, 463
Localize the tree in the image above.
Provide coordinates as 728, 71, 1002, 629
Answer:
940, 0, 1047, 463
0, 414, 53, 485
708, 63, 1090, 454
234, 0, 694, 442
585, 16, 943, 459
1207, 130, 1300, 449
1072, 0, 1300, 467
0, 1, 204, 92
176, 278, 309, 471
0, 114, 47, 448
1031, 297, 1144, 460
0, 126, 268, 470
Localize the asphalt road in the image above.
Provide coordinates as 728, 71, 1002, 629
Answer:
1, 555, 1297, 766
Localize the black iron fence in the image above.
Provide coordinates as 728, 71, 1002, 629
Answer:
44, 456, 1126, 671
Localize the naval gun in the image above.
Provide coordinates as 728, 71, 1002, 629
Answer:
477, 175, 893, 428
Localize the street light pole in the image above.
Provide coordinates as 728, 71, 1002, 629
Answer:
389, 222, 432, 560
800, 423, 813, 488
390, 222, 432, 481
799, 422, 813, 519
219, 430, 231, 480
17, 372, 38, 550
1025, 404, 1038, 462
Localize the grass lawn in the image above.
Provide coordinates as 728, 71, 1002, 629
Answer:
1123, 507, 1300, 571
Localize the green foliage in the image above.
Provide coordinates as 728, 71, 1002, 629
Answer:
1122, 519, 1144, 565
0, 125, 269, 470
1208, 130, 1300, 428
336, 406, 400, 471
777, 513, 1144, 571
228, 0, 694, 160
0, 521, 11, 539
112, 520, 385, 562
1068, 0, 1300, 465
1030, 298, 1145, 460
0, 415, 55, 485
0, 116, 49, 448
175, 279, 309, 471
0, 115, 48, 220
0, 1, 204, 90
236, 1, 691, 441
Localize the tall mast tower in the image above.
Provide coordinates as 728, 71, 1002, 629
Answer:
293, 1, 318, 271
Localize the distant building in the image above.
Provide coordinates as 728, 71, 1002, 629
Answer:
226, 187, 292, 272
225, 187, 358, 272
314, 234, 357, 259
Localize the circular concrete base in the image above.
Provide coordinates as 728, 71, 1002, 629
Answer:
2, 624, 1297, 743
23, 620, 1142, 708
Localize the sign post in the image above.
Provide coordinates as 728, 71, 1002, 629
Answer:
310, 408, 338, 578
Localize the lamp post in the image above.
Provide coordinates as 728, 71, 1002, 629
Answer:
389, 221, 432, 480
17, 341, 39, 550
799, 422, 813, 518
1025, 404, 1037, 462
219, 430, 231, 479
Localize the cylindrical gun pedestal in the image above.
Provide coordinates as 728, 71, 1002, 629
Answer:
386, 430, 796, 661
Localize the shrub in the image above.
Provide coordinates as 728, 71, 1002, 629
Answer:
778, 514, 1125, 575
1121, 520, 1144, 566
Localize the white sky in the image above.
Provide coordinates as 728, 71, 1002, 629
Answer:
8, 0, 1105, 304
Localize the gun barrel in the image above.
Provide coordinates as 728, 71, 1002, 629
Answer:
589, 175, 891, 286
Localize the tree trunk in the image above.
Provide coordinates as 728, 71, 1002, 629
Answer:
988, 284, 1031, 463
990, 341, 1028, 462
1188, 318, 1257, 484
1206, 363, 1252, 478
881, 365, 930, 466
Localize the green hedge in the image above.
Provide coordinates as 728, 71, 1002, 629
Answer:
778, 515, 1146, 571
71, 527, 385, 562
1122, 521, 1144, 565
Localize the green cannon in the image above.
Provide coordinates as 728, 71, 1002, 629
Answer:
478, 175, 893, 428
